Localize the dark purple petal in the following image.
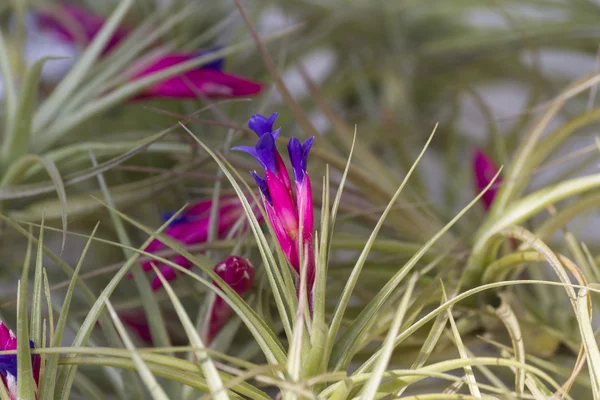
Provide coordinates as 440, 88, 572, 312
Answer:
0, 353, 16, 383
251, 171, 272, 204
302, 137, 314, 157
288, 138, 302, 182
160, 211, 191, 226
271, 128, 281, 140
231, 145, 258, 157
288, 137, 314, 183
232, 145, 267, 170
196, 46, 225, 70
248, 112, 278, 136
255, 133, 278, 173
232, 137, 277, 174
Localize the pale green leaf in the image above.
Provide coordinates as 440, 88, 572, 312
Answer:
34, 0, 136, 131
151, 265, 229, 400
441, 284, 481, 399
39, 224, 99, 400
17, 233, 36, 400
327, 124, 439, 370
30, 216, 45, 346
357, 273, 418, 400
90, 150, 171, 351
1, 57, 63, 168
105, 299, 169, 400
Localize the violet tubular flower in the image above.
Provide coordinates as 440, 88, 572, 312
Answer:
205, 256, 255, 344
472, 147, 503, 211
0, 321, 40, 400
141, 197, 262, 290
233, 113, 316, 304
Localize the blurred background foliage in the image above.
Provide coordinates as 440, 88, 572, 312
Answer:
1, 0, 600, 398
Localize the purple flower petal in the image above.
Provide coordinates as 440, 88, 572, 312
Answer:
255, 132, 278, 173
232, 145, 273, 174
250, 171, 272, 204
271, 128, 281, 140
233, 142, 276, 177
248, 112, 278, 136
160, 211, 191, 226
288, 137, 314, 183
232, 145, 260, 161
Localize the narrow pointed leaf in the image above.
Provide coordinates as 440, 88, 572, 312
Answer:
357, 273, 418, 400
151, 265, 229, 400
91, 151, 171, 351
40, 224, 99, 400
1, 57, 63, 168
104, 299, 169, 400
30, 217, 46, 346
17, 235, 36, 400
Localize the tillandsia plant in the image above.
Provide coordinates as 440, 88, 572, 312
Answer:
5, 0, 600, 399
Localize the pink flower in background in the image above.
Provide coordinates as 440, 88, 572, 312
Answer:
204, 256, 255, 344
0, 321, 40, 400
472, 147, 503, 210
32, 4, 264, 100
120, 312, 153, 345
130, 53, 263, 100
35, 3, 129, 54
142, 197, 262, 290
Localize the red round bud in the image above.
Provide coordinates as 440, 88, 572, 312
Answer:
213, 256, 255, 295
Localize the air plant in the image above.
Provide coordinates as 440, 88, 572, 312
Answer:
1, 1, 600, 399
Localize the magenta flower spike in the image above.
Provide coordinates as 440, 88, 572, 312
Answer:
288, 136, 316, 288
141, 197, 262, 290
0, 321, 40, 400
205, 256, 255, 344
36, 4, 129, 54
233, 113, 316, 300
473, 147, 503, 211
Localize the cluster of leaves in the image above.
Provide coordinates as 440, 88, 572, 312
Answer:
2, 0, 600, 399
